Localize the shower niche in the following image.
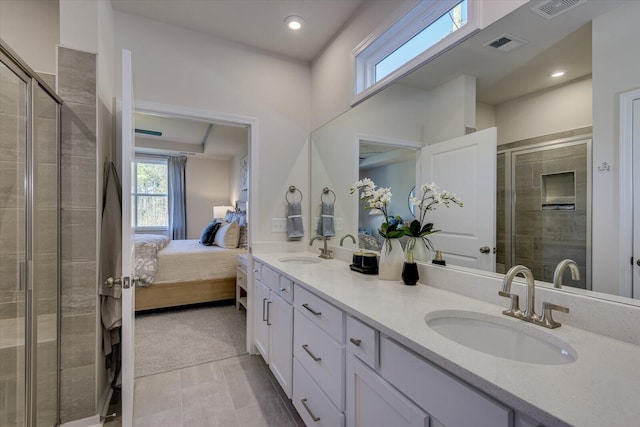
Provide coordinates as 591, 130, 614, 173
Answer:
540, 171, 576, 210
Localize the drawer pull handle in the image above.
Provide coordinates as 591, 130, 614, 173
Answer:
349, 338, 362, 346
266, 301, 272, 326
302, 344, 322, 362
279, 287, 287, 292
300, 398, 320, 422
302, 303, 321, 316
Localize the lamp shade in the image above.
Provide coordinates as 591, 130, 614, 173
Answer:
213, 205, 234, 219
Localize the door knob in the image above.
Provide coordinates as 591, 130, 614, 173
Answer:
479, 246, 491, 254
637, 259, 640, 267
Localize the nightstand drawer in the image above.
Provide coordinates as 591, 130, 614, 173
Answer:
294, 284, 344, 342
346, 315, 378, 369
261, 264, 280, 292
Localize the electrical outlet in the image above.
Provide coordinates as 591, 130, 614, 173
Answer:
335, 218, 344, 231
271, 218, 287, 233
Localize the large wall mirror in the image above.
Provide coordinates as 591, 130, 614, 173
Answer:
310, 1, 639, 305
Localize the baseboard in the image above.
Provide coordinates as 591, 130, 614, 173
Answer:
60, 414, 101, 427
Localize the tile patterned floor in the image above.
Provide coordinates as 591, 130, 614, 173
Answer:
106, 354, 304, 427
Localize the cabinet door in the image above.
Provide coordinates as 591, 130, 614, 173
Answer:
254, 279, 270, 362
346, 355, 428, 427
268, 292, 293, 398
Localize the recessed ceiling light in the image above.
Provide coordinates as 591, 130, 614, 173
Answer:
550, 70, 566, 78
284, 15, 305, 31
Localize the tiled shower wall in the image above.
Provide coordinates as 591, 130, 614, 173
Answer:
58, 46, 98, 422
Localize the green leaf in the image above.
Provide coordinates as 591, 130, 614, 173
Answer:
409, 219, 421, 236
421, 223, 434, 234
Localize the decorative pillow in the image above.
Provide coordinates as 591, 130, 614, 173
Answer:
236, 211, 247, 227
199, 220, 220, 246
238, 224, 248, 249
214, 221, 240, 249
224, 210, 235, 223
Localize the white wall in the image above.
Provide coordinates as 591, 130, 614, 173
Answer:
476, 102, 496, 131
0, 0, 59, 74
425, 75, 476, 145
185, 157, 232, 239
592, 1, 640, 295
494, 77, 592, 145
311, 0, 410, 129
113, 11, 311, 244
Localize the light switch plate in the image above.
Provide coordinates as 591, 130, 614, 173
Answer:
271, 218, 287, 233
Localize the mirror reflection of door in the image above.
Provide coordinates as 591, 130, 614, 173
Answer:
357, 140, 419, 251
634, 98, 640, 298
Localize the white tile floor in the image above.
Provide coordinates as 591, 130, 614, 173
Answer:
106, 354, 304, 427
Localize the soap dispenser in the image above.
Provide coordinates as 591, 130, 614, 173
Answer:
401, 249, 419, 286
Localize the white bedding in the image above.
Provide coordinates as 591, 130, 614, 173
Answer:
153, 239, 246, 284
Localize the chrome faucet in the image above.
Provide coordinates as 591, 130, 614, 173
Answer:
499, 265, 569, 329
310, 235, 333, 259
340, 234, 356, 246
553, 259, 580, 288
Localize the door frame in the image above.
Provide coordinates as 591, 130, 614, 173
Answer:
619, 88, 640, 297
131, 100, 259, 352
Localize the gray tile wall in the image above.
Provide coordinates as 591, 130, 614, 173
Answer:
58, 47, 98, 422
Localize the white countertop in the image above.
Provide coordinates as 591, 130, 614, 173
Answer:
254, 252, 640, 427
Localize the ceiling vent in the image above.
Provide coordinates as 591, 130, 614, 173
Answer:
484, 34, 528, 52
531, 0, 587, 19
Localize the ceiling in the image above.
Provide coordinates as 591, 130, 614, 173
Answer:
134, 113, 248, 160
111, 0, 365, 62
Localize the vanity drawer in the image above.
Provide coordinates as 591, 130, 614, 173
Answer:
294, 310, 345, 410
380, 337, 512, 427
346, 315, 378, 370
261, 265, 281, 292
278, 275, 293, 304
294, 284, 344, 342
293, 358, 345, 427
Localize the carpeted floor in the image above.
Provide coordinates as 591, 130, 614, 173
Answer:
135, 302, 247, 378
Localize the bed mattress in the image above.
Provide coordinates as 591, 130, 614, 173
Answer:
153, 239, 246, 284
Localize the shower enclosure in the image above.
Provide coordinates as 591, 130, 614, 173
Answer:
497, 137, 591, 290
1, 40, 61, 426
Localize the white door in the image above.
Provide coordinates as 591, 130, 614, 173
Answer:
420, 127, 497, 271
633, 99, 640, 298
119, 49, 136, 426
254, 279, 270, 361
268, 293, 293, 398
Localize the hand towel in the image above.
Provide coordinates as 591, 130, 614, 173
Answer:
287, 202, 304, 240
317, 201, 336, 237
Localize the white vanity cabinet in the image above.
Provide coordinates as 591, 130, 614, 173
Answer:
252, 262, 293, 397
346, 354, 429, 427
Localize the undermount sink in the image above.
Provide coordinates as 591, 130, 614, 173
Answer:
425, 310, 577, 365
278, 256, 322, 264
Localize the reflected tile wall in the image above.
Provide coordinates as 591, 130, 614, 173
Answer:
58, 46, 98, 422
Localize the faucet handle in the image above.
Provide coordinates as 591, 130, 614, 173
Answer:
539, 302, 569, 329
498, 291, 521, 317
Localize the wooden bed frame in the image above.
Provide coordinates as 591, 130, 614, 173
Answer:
135, 277, 236, 311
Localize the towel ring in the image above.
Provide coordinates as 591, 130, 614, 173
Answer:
321, 187, 336, 204
286, 185, 303, 203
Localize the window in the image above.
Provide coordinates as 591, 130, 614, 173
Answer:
134, 157, 168, 228
353, 0, 477, 104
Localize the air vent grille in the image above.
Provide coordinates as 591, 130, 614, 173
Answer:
484, 34, 528, 52
532, 0, 586, 19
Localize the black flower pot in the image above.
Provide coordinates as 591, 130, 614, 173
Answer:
401, 262, 419, 286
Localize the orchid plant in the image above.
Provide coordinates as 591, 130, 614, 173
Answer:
351, 178, 405, 252
406, 182, 463, 251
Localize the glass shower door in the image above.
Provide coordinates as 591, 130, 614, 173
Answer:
0, 57, 28, 427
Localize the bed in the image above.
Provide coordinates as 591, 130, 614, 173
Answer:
134, 206, 248, 311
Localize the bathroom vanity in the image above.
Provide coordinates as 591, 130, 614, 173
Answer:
252, 252, 640, 427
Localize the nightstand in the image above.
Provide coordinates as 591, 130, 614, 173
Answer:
236, 253, 248, 310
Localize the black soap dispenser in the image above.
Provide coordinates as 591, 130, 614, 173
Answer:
401, 250, 419, 286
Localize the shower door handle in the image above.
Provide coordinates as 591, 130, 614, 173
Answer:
479, 246, 491, 254
18, 261, 25, 291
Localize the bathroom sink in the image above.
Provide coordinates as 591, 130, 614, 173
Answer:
278, 256, 322, 264
425, 310, 577, 365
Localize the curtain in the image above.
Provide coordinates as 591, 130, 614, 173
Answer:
168, 156, 187, 240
